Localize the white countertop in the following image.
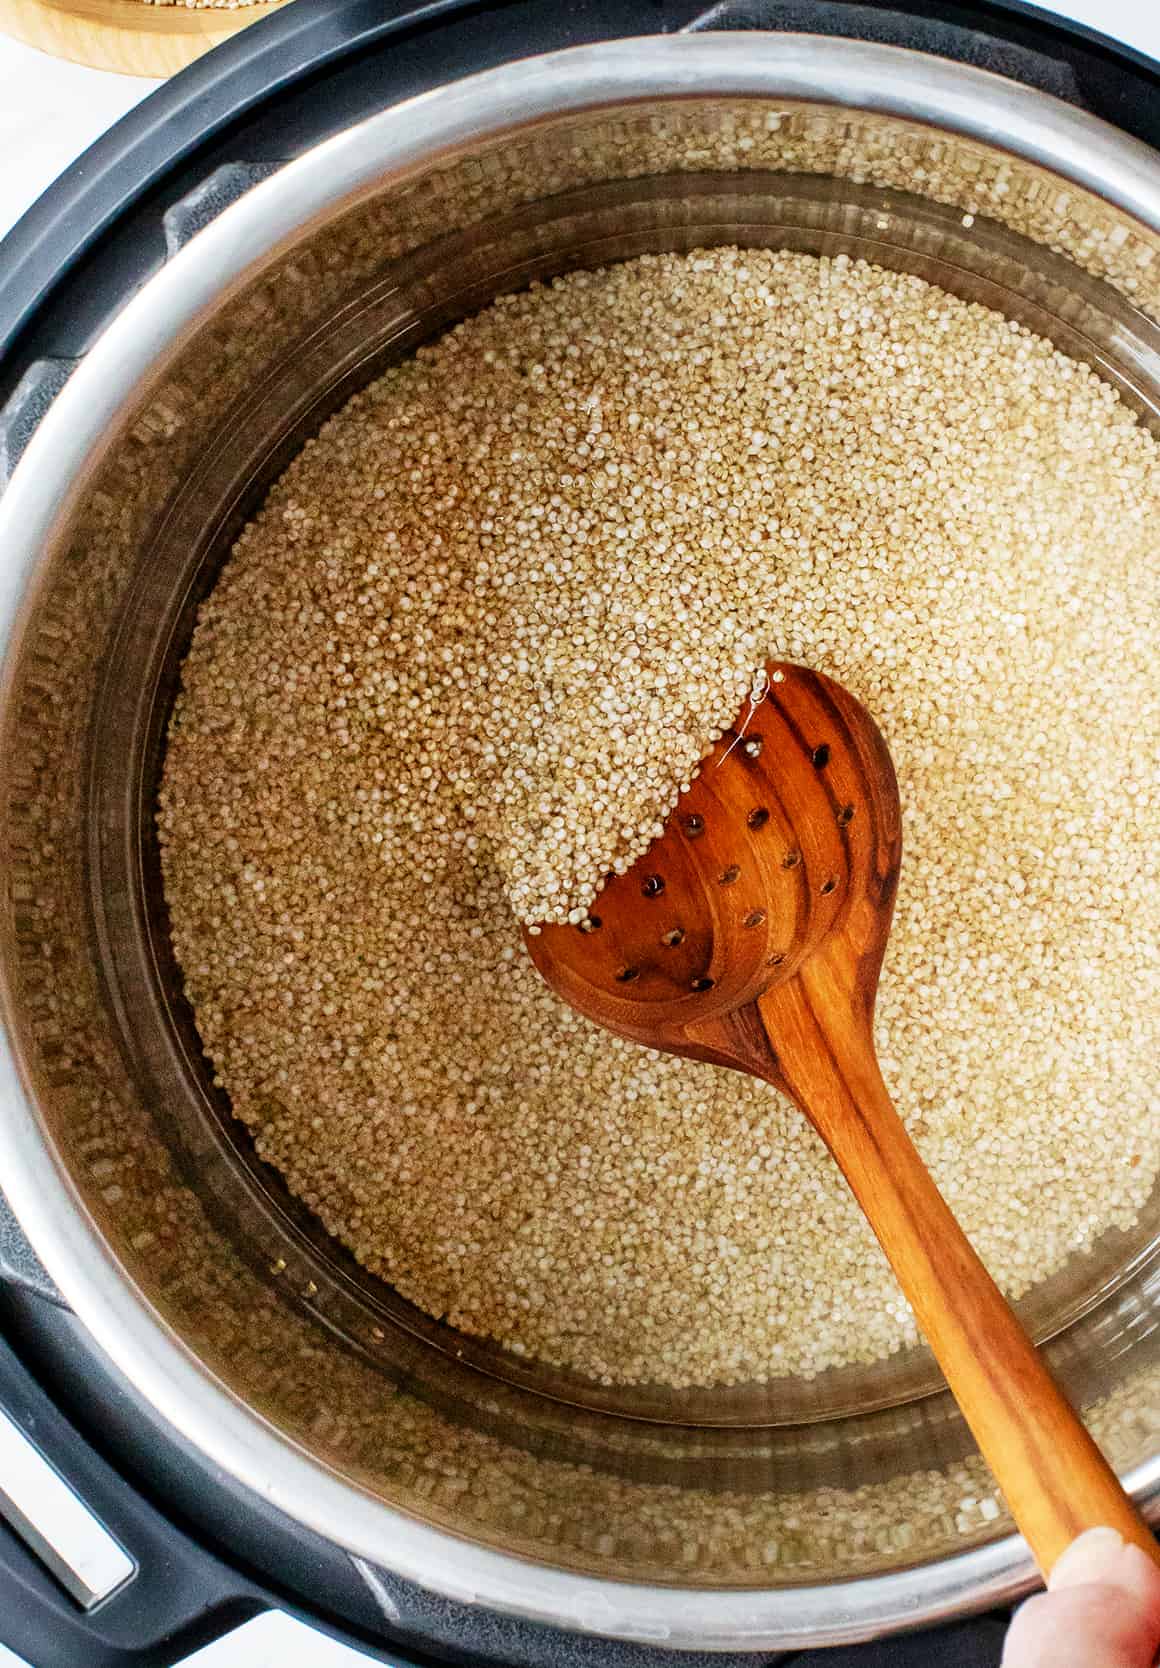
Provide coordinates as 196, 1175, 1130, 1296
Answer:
0, 3, 1157, 1664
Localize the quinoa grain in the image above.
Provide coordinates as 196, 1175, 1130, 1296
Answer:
158, 249, 1159, 1388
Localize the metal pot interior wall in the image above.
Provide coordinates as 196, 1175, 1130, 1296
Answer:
2, 84, 1159, 1598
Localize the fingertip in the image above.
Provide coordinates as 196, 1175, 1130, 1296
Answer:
1118, 1542, 1160, 1622
1048, 1526, 1125, 1590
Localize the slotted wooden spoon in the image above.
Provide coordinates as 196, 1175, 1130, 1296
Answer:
525, 660, 1159, 1576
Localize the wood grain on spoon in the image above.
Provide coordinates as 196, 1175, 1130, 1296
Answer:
525, 660, 1159, 1578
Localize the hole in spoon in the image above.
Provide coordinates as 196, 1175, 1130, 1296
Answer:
577, 915, 602, 933
681, 814, 706, 839
641, 874, 666, 898
616, 966, 641, 983
743, 909, 766, 928
747, 807, 770, 830
837, 804, 855, 825
782, 849, 802, 869
690, 976, 715, 992
820, 876, 838, 896
661, 927, 685, 948
812, 744, 831, 768
766, 951, 786, 966
717, 865, 741, 886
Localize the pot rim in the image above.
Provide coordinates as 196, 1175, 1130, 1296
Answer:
1, 32, 1157, 1650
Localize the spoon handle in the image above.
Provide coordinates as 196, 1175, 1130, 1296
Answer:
756, 983, 1159, 1578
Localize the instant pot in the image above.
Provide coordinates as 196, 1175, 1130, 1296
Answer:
0, 3, 1157, 1664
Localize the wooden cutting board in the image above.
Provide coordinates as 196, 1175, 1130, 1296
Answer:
0, 0, 290, 75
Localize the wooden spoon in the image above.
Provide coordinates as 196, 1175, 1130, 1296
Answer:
525, 660, 1159, 1577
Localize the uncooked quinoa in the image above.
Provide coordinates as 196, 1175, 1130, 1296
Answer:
158, 248, 1160, 1388
143, 0, 273, 10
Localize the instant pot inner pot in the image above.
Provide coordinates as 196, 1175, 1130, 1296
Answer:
5, 92, 1159, 1588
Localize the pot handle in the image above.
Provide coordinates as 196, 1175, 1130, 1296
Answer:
0, 162, 279, 493
0, 1323, 265, 1668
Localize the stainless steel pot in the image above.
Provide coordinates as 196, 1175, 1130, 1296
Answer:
0, 34, 1157, 1653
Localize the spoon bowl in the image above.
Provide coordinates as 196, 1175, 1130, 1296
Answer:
527, 663, 897, 1057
